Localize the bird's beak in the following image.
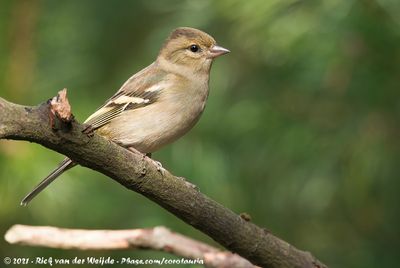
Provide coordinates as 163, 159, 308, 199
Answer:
209, 45, 230, 58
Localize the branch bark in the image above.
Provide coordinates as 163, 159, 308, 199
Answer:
0, 90, 328, 268
5, 225, 255, 268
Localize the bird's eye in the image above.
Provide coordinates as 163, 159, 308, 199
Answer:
189, 44, 200, 53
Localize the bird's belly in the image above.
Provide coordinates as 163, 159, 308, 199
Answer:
96, 99, 206, 153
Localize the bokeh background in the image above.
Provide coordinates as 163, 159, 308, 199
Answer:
1, 0, 399, 267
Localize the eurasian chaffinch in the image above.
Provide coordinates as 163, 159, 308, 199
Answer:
21, 27, 229, 205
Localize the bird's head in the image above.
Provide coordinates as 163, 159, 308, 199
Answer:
158, 27, 230, 74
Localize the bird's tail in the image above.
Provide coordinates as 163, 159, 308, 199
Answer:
21, 158, 76, 206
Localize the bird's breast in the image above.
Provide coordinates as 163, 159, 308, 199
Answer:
98, 79, 210, 153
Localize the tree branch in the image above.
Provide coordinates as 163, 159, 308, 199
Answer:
5, 225, 255, 268
0, 90, 327, 268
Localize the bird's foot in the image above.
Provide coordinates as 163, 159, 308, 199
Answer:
128, 148, 165, 175
148, 158, 166, 175
128, 146, 142, 155
82, 124, 95, 136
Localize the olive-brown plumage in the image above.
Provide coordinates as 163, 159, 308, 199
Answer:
21, 27, 229, 205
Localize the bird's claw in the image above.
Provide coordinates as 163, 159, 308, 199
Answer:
128, 147, 165, 175
149, 158, 166, 175
82, 124, 95, 136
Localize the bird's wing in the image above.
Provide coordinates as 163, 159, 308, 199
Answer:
83, 63, 167, 131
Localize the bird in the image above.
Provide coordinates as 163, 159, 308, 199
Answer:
21, 27, 230, 206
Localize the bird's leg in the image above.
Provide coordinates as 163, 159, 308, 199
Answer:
82, 124, 95, 137
127, 146, 142, 155
145, 153, 165, 175
127, 147, 165, 175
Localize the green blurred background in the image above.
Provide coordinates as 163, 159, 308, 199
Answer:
1, 0, 399, 267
